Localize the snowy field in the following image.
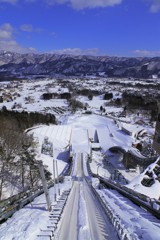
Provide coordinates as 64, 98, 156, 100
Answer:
0, 79, 69, 117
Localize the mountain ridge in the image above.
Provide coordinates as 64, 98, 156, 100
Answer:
0, 51, 160, 79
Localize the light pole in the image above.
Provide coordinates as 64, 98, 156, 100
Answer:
56, 160, 60, 195
53, 158, 57, 201
51, 143, 57, 202
37, 160, 52, 212
52, 142, 60, 201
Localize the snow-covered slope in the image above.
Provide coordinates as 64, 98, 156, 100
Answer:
29, 125, 72, 176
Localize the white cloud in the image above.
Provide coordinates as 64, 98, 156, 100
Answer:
49, 47, 100, 55
0, 23, 14, 39
0, 23, 37, 53
0, 0, 123, 9
46, 0, 123, 9
0, 29, 12, 39
20, 24, 33, 32
0, 40, 36, 53
0, 0, 124, 10
133, 49, 160, 57
149, 0, 160, 12
20, 24, 44, 33
0, 0, 17, 3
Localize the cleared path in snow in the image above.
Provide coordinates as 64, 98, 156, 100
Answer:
56, 152, 118, 240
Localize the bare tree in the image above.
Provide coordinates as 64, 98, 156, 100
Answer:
0, 124, 41, 199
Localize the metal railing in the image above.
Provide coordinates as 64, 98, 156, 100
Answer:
0, 176, 64, 224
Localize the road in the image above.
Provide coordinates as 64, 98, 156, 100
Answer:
56, 152, 118, 240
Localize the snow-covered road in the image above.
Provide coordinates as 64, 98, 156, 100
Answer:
55, 152, 118, 240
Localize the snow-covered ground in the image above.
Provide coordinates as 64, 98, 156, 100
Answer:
1, 112, 160, 239
0, 78, 159, 239
0, 178, 72, 240
30, 114, 160, 199
29, 124, 72, 177
127, 157, 160, 199
98, 188, 160, 240
28, 114, 135, 179
0, 79, 69, 117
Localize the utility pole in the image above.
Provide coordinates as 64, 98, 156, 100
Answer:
37, 160, 52, 212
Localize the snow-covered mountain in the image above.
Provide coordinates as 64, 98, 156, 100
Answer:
0, 50, 160, 79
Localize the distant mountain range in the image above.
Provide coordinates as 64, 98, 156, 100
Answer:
0, 51, 160, 79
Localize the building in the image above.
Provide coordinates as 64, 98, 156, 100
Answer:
91, 143, 101, 151
121, 123, 145, 138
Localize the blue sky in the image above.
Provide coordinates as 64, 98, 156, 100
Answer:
0, 0, 160, 57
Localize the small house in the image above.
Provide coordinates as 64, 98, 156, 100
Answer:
121, 123, 145, 138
